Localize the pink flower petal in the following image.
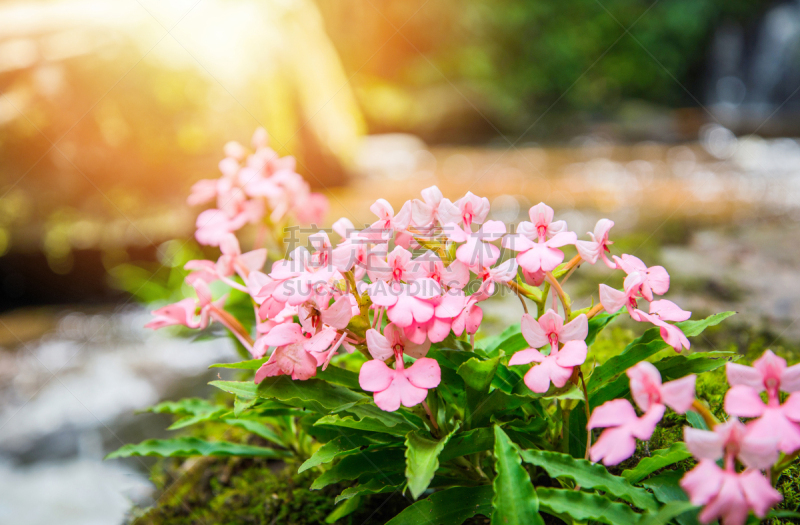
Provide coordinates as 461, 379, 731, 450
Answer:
509, 348, 545, 366
680, 460, 725, 506
554, 341, 587, 367
725, 385, 766, 418
261, 322, 304, 346
365, 329, 393, 361
359, 359, 394, 392
660, 374, 696, 414
559, 314, 588, 342
740, 470, 783, 517
590, 425, 637, 466
520, 313, 549, 348
405, 357, 441, 389
588, 399, 638, 429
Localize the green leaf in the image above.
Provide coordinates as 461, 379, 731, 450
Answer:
385, 485, 494, 525
105, 437, 291, 459
686, 410, 709, 430
299, 434, 373, 473
640, 471, 699, 525
457, 356, 500, 391
335, 473, 405, 503
586, 310, 621, 346
146, 398, 227, 430
439, 427, 495, 462
315, 414, 415, 436
315, 365, 362, 390
477, 323, 521, 354
469, 389, 529, 429
568, 402, 588, 459
519, 449, 658, 511
536, 488, 642, 525
223, 418, 286, 448
325, 496, 361, 523
405, 426, 459, 499
310, 447, 406, 490
210, 357, 268, 370
211, 378, 365, 413
233, 396, 257, 416
492, 426, 544, 525
588, 312, 734, 395
640, 502, 698, 525
622, 442, 692, 484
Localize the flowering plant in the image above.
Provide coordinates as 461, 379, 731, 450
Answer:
110, 129, 800, 525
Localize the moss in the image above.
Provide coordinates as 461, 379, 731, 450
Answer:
130, 457, 414, 525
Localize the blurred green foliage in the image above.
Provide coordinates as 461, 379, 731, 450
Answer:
319, 0, 766, 135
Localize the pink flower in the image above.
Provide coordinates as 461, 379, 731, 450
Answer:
410, 185, 446, 227
437, 191, 490, 229
216, 233, 267, 278
445, 220, 506, 268
588, 400, 665, 466
331, 218, 387, 280
451, 293, 483, 337
269, 247, 336, 307
368, 278, 442, 328
194, 208, 250, 246
508, 310, 588, 393
365, 199, 411, 240
366, 323, 430, 361
403, 291, 466, 344
367, 245, 424, 283
413, 252, 469, 290
626, 361, 696, 413
680, 461, 781, 525
254, 321, 345, 381
684, 420, 779, 471
146, 298, 210, 330
474, 258, 519, 296
359, 350, 441, 412
614, 254, 670, 302
633, 300, 692, 352
503, 203, 577, 273
575, 219, 615, 268
725, 350, 800, 453
145, 280, 222, 330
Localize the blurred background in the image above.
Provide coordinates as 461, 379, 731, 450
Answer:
1, 0, 799, 522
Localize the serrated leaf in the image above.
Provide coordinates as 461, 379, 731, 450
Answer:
105, 437, 290, 459
310, 447, 405, 490
536, 488, 642, 525
622, 442, 692, 484
588, 312, 734, 394
315, 414, 415, 436
316, 365, 362, 389
385, 485, 494, 525
211, 378, 365, 413
492, 426, 544, 525
469, 389, 529, 429
519, 449, 658, 511
405, 425, 459, 499
299, 434, 373, 473
439, 427, 495, 462
457, 357, 500, 392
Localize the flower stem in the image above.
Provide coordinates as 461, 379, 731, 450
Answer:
585, 303, 605, 320
546, 271, 571, 318
691, 399, 718, 429
509, 278, 529, 314
579, 370, 592, 460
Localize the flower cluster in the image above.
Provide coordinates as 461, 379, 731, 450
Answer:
187, 127, 328, 247
140, 129, 796, 525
